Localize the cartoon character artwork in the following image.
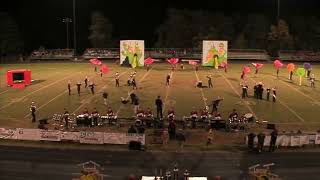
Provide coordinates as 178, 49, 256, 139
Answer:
120, 40, 144, 68
202, 41, 228, 69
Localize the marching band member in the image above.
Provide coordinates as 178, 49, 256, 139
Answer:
229, 109, 239, 123
67, 80, 71, 95
213, 111, 222, 120
144, 107, 153, 118
115, 72, 120, 87
190, 109, 198, 128
136, 107, 144, 118
200, 107, 209, 120
107, 107, 114, 117
30, 101, 36, 123
272, 87, 277, 103
91, 108, 99, 126
167, 108, 175, 121
63, 108, 69, 128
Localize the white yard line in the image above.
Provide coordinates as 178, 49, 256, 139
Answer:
23, 73, 99, 118
115, 69, 153, 116
0, 72, 81, 111
162, 71, 174, 112
268, 75, 320, 106
72, 71, 129, 114
0, 72, 60, 96
194, 71, 208, 107
220, 74, 258, 120
248, 77, 306, 122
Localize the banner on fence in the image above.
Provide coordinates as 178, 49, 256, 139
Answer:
0, 128, 18, 139
104, 133, 126, 144
315, 134, 320, 145
290, 136, 301, 146
126, 133, 145, 145
16, 128, 40, 141
39, 130, 61, 141
80, 131, 104, 144
299, 135, 309, 145
61, 131, 80, 142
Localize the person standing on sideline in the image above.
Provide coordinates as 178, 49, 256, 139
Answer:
67, 80, 71, 95
76, 81, 81, 96
84, 76, 88, 88
63, 108, 69, 129
166, 73, 171, 86
266, 87, 271, 101
257, 132, 265, 153
102, 91, 108, 105
155, 96, 163, 119
30, 101, 37, 123
269, 129, 278, 152
133, 96, 139, 114
89, 82, 95, 94
207, 75, 213, 88
115, 72, 120, 87
272, 87, 277, 103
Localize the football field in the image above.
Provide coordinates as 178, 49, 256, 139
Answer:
0, 62, 319, 130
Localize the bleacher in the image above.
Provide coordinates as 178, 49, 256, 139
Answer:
28, 48, 271, 61
82, 48, 119, 59
279, 50, 320, 62
30, 48, 74, 60
228, 49, 270, 61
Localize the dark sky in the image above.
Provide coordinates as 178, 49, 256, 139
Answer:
1, 0, 320, 51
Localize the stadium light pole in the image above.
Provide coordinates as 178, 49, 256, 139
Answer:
62, 18, 72, 49
73, 0, 77, 55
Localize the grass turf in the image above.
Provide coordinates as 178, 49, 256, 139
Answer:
0, 62, 319, 131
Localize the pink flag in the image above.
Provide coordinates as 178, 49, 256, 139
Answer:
101, 64, 109, 74
242, 66, 251, 75
144, 57, 154, 65
274, 59, 283, 69
167, 58, 179, 65
252, 63, 264, 69
89, 58, 102, 65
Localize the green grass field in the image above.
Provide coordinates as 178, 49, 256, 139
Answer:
0, 62, 319, 130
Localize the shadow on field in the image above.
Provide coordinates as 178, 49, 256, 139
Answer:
31, 80, 46, 84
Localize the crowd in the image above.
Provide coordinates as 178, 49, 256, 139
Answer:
31, 47, 74, 58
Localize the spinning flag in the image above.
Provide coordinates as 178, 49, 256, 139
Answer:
287, 63, 295, 80
296, 68, 305, 86
89, 58, 102, 65
252, 63, 263, 74
144, 57, 154, 65
241, 66, 251, 79
101, 64, 109, 74
274, 59, 283, 77
287, 63, 295, 72
167, 58, 179, 65
303, 63, 311, 70
303, 62, 312, 77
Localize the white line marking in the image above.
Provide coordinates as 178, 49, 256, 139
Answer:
194, 71, 208, 107
115, 69, 153, 115
0, 72, 81, 111
221, 74, 258, 120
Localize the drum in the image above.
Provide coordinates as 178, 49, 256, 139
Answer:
244, 113, 254, 122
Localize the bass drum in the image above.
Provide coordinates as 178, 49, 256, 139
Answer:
244, 113, 254, 122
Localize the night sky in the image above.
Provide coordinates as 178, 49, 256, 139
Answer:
1, 0, 320, 51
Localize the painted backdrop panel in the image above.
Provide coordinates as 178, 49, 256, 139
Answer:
120, 40, 144, 68
202, 40, 228, 68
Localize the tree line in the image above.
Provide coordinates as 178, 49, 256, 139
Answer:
1, 9, 320, 56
